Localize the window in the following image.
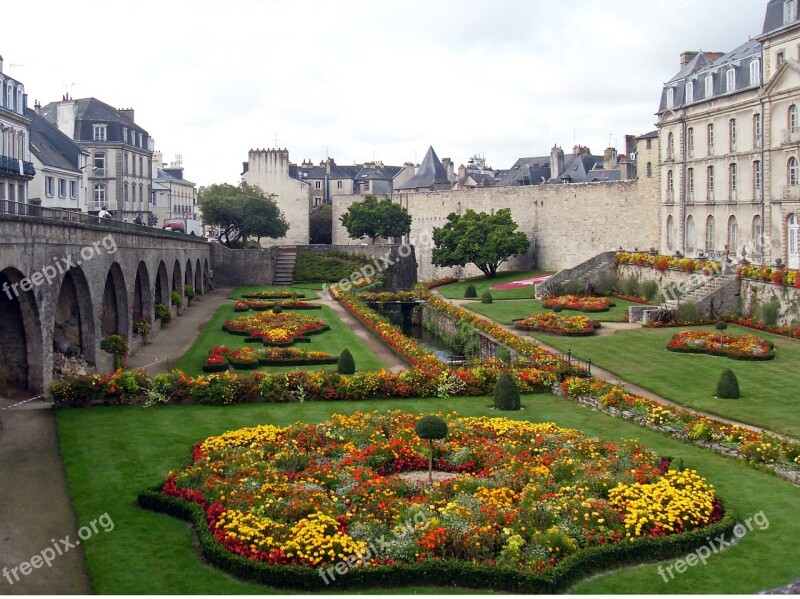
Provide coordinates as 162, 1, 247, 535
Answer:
124, 183, 129, 203
667, 215, 675, 250
132, 155, 136, 176
139, 156, 143, 175
708, 124, 715, 155
688, 168, 695, 196
94, 184, 106, 203
754, 160, 763, 193
6, 83, 13, 109
138, 133, 143, 147
0, 79, 3, 107
363, 182, 370, 191
646, 162, 653, 178
785, 0, 796, 24
667, 132, 675, 160
16, 88, 22, 114
131, 184, 136, 205
790, 105, 799, 132
686, 216, 696, 251
754, 113, 763, 148
94, 152, 106, 173
750, 59, 761, 84
707, 166, 715, 200
139, 184, 144, 205
122, 127, 128, 142
706, 216, 716, 252
726, 69, 736, 93
778, 51, 786, 67
729, 163, 738, 198
337, 180, 343, 189
130, 130, 136, 145
315, 181, 322, 189
70, 180, 77, 199
752, 215, 763, 252
45, 176, 54, 197
686, 81, 695, 103
92, 124, 107, 142
728, 216, 738, 250
646, 138, 653, 150
790, 156, 799, 186
687, 127, 695, 157
58, 178, 67, 198
729, 119, 737, 152
666, 88, 675, 109
705, 74, 714, 98
667, 170, 674, 201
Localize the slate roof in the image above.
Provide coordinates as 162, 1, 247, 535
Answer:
637, 130, 659, 140
496, 156, 551, 187
762, 0, 799, 36
26, 108, 84, 172
395, 146, 451, 190
39, 97, 150, 146
551, 154, 603, 183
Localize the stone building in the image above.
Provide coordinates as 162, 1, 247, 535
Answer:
395, 146, 454, 192
38, 97, 154, 222
27, 107, 89, 212
0, 55, 35, 209
658, 0, 800, 268
151, 152, 197, 226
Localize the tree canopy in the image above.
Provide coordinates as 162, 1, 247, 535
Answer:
431, 208, 530, 279
198, 183, 288, 246
339, 195, 411, 244
309, 204, 333, 245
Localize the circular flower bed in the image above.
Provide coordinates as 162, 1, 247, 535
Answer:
543, 295, 615, 313
223, 312, 329, 346
144, 411, 729, 592
667, 330, 776, 361
515, 313, 601, 336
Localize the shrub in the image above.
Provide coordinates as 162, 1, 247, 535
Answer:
493, 372, 521, 411
171, 290, 183, 310
414, 415, 448, 440
272, 306, 283, 314
155, 303, 171, 325
677, 301, 701, 324
619, 276, 640, 298
552, 305, 564, 313
337, 349, 356, 375
563, 279, 584, 296
100, 334, 128, 370
641, 280, 659, 302
294, 251, 373, 284
496, 345, 511, 364
716, 369, 741, 399
184, 284, 197, 301
715, 321, 728, 331
464, 284, 478, 298
481, 291, 493, 304
759, 299, 781, 327
596, 274, 618, 295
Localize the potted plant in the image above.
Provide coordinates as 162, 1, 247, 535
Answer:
184, 284, 197, 305
100, 334, 128, 370
171, 290, 183, 311
133, 317, 151, 344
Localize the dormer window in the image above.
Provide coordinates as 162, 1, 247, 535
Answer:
750, 59, 761, 84
93, 124, 107, 142
726, 69, 736, 93
16, 87, 23, 114
686, 80, 695, 103
666, 87, 675, 109
123, 127, 128, 143
705, 74, 714, 98
6, 83, 13, 109
785, 0, 796, 24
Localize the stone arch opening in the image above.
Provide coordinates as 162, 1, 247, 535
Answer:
184, 259, 193, 290
0, 267, 44, 396
53, 267, 97, 366
100, 263, 130, 340
171, 260, 182, 294
203, 258, 210, 292
133, 261, 154, 324
194, 258, 202, 294
155, 261, 169, 305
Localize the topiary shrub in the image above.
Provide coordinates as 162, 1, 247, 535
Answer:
464, 284, 478, 298
493, 372, 521, 411
415, 415, 448, 483
552, 305, 564, 313
715, 321, 728, 331
337, 349, 355, 374
272, 306, 283, 314
716, 369, 741, 399
481, 291, 493, 304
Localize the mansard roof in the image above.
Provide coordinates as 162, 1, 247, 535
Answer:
496, 156, 551, 187
395, 146, 451, 190
762, 0, 800, 36
26, 108, 85, 173
39, 97, 150, 145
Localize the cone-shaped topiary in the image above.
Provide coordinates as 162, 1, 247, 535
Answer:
716, 369, 741, 399
493, 372, 521, 411
715, 321, 728, 331
464, 284, 478, 298
481, 291, 493, 304
415, 416, 448, 483
337, 348, 356, 374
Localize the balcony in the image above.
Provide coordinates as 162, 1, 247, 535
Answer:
91, 168, 108, 178
782, 129, 800, 144
0, 154, 35, 179
707, 191, 716, 204
729, 188, 738, 202
665, 189, 675, 204
782, 185, 800, 200
90, 201, 118, 211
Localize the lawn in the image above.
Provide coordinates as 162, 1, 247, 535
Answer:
436, 271, 551, 300
175, 301, 386, 376
527, 323, 800, 439
463, 298, 639, 325
56, 395, 800, 594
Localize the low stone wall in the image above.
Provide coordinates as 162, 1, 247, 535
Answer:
421, 304, 513, 360
538, 251, 617, 297
740, 279, 800, 326
210, 244, 276, 287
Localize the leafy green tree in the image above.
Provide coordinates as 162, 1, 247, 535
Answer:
198, 183, 288, 246
339, 195, 411, 244
310, 204, 333, 245
432, 208, 530, 279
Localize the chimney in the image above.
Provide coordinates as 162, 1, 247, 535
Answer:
118, 107, 135, 122
550, 145, 565, 181
704, 51, 726, 63
680, 51, 700, 69
603, 147, 618, 170
326, 157, 334, 175
458, 164, 467, 180
442, 157, 455, 182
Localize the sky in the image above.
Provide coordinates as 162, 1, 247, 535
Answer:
2, 0, 768, 186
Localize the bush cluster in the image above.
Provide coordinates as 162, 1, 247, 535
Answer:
294, 251, 374, 284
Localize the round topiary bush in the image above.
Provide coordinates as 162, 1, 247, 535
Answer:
272, 306, 283, 314
552, 305, 564, 313
493, 372, 521, 411
715, 321, 728, 331
716, 369, 741, 399
337, 348, 356, 375
481, 291, 493, 304
464, 284, 478, 299
415, 415, 448, 483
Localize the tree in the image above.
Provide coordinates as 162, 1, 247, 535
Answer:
414, 416, 448, 483
431, 208, 530, 279
310, 204, 333, 245
339, 195, 411, 244
198, 182, 288, 246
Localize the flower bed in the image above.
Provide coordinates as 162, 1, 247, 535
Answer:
422, 277, 459, 289
257, 347, 338, 366
667, 330, 776, 361
615, 252, 722, 275
203, 346, 230, 372
227, 347, 261, 370
543, 295, 615, 313
722, 316, 800, 340
356, 291, 425, 304
223, 312, 329, 346
141, 411, 731, 593
738, 265, 800, 288
242, 291, 307, 299
515, 313, 600, 336
237, 300, 321, 312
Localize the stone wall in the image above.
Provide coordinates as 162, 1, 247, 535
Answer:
421, 304, 516, 361
332, 179, 659, 281
210, 244, 276, 287
538, 251, 617, 296
300, 245, 418, 290
740, 279, 800, 326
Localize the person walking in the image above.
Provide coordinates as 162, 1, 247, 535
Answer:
98, 205, 112, 219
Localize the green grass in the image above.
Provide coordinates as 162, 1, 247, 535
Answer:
527, 324, 800, 439
56, 395, 800, 594
229, 286, 320, 300
175, 302, 386, 376
463, 298, 639, 325
436, 271, 551, 300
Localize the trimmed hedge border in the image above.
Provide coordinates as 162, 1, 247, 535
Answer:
666, 345, 776, 362
257, 357, 338, 367
201, 363, 229, 373
242, 293, 307, 299
137, 486, 736, 594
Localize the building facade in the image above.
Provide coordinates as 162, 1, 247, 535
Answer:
151, 152, 197, 226
38, 98, 154, 221
658, 0, 800, 268
0, 56, 35, 210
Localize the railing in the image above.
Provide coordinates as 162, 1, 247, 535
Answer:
782, 129, 800, 144
729, 188, 738, 202
0, 154, 35, 178
782, 185, 800, 200
92, 168, 107, 177
90, 201, 118, 211
707, 191, 715, 203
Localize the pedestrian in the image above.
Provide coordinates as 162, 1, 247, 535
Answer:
134, 213, 145, 225
98, 205, 112, 219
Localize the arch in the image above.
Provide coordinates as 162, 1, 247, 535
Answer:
171, 259, 182, 294
53, 267, 97, 366
727, 215, 738, 251
203, 257, 210, 292
184, 259, 193, 291
0, 267, 44, 395
788, 157, 798, 186
789, 104, 798, 133
132, 261, 154, 325
789, 214, 799, 269
686, 215, 696, 252
666, 215, 675, 250
705, 215, 715, 253
195, 258, 202, 294
154, 261, 169, 306
100, 263, 130, 341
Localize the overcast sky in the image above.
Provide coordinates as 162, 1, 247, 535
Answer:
3, 0, 767, 186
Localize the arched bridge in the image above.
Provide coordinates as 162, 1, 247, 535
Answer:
0, 207, 212, 396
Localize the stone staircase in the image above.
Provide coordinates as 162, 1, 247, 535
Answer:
273, 247, 297, 286
662, 273, 737, 309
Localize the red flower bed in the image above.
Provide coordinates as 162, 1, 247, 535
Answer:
543, 295, 615, 313
667, 330, 776, 361
202, 346, 230, 373
515, 313, 600, 336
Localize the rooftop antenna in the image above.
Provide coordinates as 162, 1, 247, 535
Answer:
273, 132, 279, 148
62, 83, 80, 100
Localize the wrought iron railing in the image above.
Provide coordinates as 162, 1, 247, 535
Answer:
0, 154, 35, 178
